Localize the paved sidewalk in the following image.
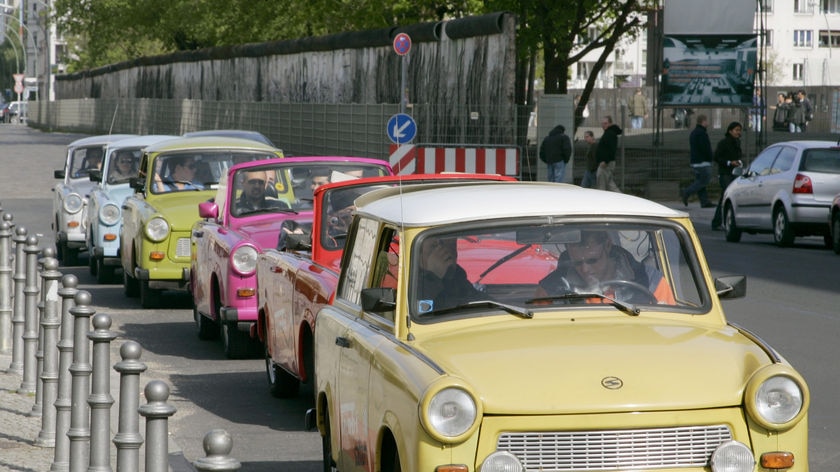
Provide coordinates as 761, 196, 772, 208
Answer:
0, 353, 57, 472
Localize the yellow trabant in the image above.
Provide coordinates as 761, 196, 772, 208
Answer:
312, 181, 809, 472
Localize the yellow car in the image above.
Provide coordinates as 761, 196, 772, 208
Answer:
312, 182, 809, 472
119, 135, 283, 308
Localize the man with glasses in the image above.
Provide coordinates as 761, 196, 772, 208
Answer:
537, 231, 674, 304
234, 169, 290, 215
109, 150, 138, 183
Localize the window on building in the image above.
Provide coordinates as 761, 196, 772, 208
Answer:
765, 29, 774, 46
823, 0, 840, 14
819, 30, 840, 47
794, 0, 813, 13
794, 30, 813, 47
759, 0, 774, 12
793, 63, 804, 80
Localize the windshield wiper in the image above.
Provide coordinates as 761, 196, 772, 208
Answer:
526, 292, 640, 316
423, 300, 533, 319
239, 207, 298, 216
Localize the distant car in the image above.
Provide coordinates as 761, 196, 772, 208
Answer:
183, 129, 276, 148
119, 136, 284, 308
722, 140, 840, 247
190, 156, 392, 358
830, 192, 840, 254
0, 102, 9, 123
85, 135, 177, 283
8, 101, 27, 123
313, 182, 809, 472
52, 134, 138, 265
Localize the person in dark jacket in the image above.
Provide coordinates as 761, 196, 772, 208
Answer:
539, 124, 573, 183
595, 116, 622, 192
681, 114, 714, 208
711, 121, 744, 230
415, 236, 483, 313
580, 130, 598, 188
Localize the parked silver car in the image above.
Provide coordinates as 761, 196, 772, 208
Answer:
722, 140, 840, 247
829, 192, 840, 254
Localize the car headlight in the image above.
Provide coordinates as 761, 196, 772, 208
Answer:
144, 217, 170, 242
710, 440, 755, 472
745, 365, 809, 430
99, 203, 121, 226
63, 193, 84, 214
231, 245, 258, 275
420, 383, 480, 443
480, 451, 523, 472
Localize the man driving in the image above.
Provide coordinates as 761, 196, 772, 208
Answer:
414, 235, 483, 313
234, 169, 290, 215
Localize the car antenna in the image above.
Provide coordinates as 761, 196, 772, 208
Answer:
108, 102, 119, 135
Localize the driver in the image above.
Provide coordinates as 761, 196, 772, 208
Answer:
234, 169, 290, 215
537, 231, 674, 304
415, 235, 483, 313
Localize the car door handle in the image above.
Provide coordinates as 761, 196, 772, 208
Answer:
335, 337, 351, 348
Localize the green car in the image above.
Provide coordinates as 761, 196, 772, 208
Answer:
119, 135, 284, 308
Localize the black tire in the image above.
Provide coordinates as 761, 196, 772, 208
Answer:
95, 259, 116, 284
265, 347, 301, 398
221, 321, 251, 359
61, 242, 79, 266
773, 207, 795, 247
194, 302, 218, 340
724, 204, 742, 243
123, 268, 139, 297
321, 408, 335, 472
381, 436, 402, 472
89, 252, 98, 276
833, 214, 840, 255
139, 280, 162, 308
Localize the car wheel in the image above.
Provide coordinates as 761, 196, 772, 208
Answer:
221, 321, 250, 359
723, 204, 741, 243
773, 207, 795, 247
89, 252, 98, 276
832, 214, 840, 254
381, 438, 402, 472
123, 268, 139, 297
95, 259, 115, 284
139, 280, 162, 308
61, 242, 79, 266
194, 302, 219, 340
265, 346, 301, 398
321, 408, 335, 472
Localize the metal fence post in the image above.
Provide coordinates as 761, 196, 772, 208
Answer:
88, 313, 117, 472
113, 341, 147, 472
19, 234, 40, 394
52, 274, 79, 472
138, 380, 177, 472
68, 290, 94, 472
193, 429, 241, 472
0, 220, 13, 353
32, 247, 57, 418
8, 225, 27, 374
35, 255, 62, 446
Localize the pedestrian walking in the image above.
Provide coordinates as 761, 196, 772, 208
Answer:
539, 124, 572, 183
787, 94, 806, 134
681, 114, 715, 208
629, 88, 648, 131
797, 89, 813, 132
596, 116, 622, 192
711, 121, 744, 230
771, 92, 788, 131
580, 130, 598, 188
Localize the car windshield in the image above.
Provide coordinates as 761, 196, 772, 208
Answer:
150, 151, 276, 194
69, 146, 106, 179
106, 147, 142, 184
408, 221, 708, 321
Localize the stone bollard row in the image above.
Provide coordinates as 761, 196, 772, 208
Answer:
0, 217, 13, 353
8, 225, 27, 374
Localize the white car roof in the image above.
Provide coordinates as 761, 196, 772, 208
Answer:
768, 140, 840, 149
356, 182, 685, 227
106, 135, 178, 150
68, 134, 138, 148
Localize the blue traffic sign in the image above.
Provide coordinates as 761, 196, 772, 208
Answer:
387, 113, 417, 144
393, 33, 412, 56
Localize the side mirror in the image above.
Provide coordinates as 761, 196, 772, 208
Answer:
54, 169, 65, 179
715, 275, 746, 299
89, 169, 102, 183
129, 177, 145, 191
361, 287, 396, 313
731, 167, 745, 177
198, 201, 219, 219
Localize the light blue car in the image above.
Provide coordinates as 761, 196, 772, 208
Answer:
85, 135, 177, 282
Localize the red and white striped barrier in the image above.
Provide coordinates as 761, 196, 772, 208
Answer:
389, 145, 519, 176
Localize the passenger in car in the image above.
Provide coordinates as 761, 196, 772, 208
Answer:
75, 147, 104, 177
155, 156, 203, 192
233, 169, 290, 215
415, 235, 484, 313
109, 150, 138, 183
537, 231, 675, 304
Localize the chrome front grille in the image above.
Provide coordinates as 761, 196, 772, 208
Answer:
496, 425, 732, 471
175, 238, 191, 258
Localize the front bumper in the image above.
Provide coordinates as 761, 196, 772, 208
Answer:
135, 266, 191, 291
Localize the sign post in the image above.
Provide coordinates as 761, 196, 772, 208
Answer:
386, 113, 417, 145
393, 33, 411, 114
13, 74, 24, 101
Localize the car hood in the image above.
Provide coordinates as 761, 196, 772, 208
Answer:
69, 180, 98, 197
414, 318, 770, 414
103, 185, 133, 204
151, 192, 214, 231
235, 218, 298, 249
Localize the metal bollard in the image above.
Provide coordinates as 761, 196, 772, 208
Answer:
113, 341, 147, 472
35, 255, 62, 446
8, 225, 27, 374
193, 429, 242, 472
19, 234, 40, 393
138, 380, 177, 472
0, 220, 13, 353
68, 291, 94, 472
32, 247, 58, 418
52, 274, 79, 472
88, 313, 117, 472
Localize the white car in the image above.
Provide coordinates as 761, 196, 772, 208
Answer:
722, 140, 840, 247
52, 134, 136, 265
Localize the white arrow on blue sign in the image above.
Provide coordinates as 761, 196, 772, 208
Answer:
386, 113, 417, 144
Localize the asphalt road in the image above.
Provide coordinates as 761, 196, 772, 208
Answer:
1, 124, 838, 471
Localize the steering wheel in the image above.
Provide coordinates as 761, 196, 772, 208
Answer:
598, 279, 656, 304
